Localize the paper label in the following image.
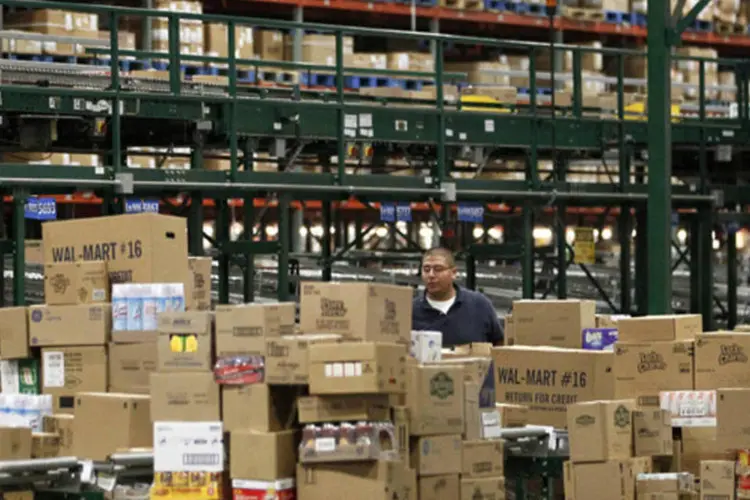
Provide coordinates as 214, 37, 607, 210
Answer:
0, 360, 19, 393
43, 351, 65, 388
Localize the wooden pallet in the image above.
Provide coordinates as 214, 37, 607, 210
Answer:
714, 21, 746, 36
561, 6, 605, 22
440, 0, 484, 11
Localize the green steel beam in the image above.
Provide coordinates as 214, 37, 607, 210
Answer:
727, 226, 738, 329
12, 193, 26, 306
672, 0, 711, 39
646, 0, 674, 314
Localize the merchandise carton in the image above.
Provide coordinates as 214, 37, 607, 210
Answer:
567, 399, 635, 463
29, 304, 111, 346
265, 334, 341, 385
406, 363, 464, 436
0, 307, 30, 359
41, 346, 107, 413
511, 299, 596, 348
694, 331, 750, 389
156, 311, 213, 372
614, 341, 695, 398
44, 261, 109, 305
616, 314, 702, 343
297, 395, 390, 423
150, 371, 219, 421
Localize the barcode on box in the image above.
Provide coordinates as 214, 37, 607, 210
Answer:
182, 453, 220, 467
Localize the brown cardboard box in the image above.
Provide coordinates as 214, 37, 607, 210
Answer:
694, 331, 750, 389
459, 477, 505, 500
109, 342, 157, 393
299, 282, 412, 343
437, 355, 493, 407
73, 392, 151, 461
564, 457, 652, 500
150, 371, 220, 421
215, 303, 291, 357
187, 256, 212, 311
157, 311, 213, 372
496, 403, 529, 427
0, 307, 30, 359
462, 440, 504, 478
614, 341, 695, 398
410, 435, 462, 476
406, 363, 464, 435
309, 342, 407, 395
297, 395, 390, 423
253, 30, 284, 60
265, 334, 341, 385
44, 261, 109, 305
633, 409, 673, 457
567, 400, 635, 463
616, 315, 702, 343
511, 299, 596, 348
493, 346, 615, 427
29, 304, 111, 346
296, 461, 406, 500
681, 427, 735, 476
716, 387, 750, 449
42, 213, 190, 286
230, 430, 297, 481
222, 384, 297, 432
41, 346, 107, 413
32, 432, 60, 458
43, 414, 74, 456
418, 475, 459, 500
0, 427, 32, 460
700, 460, 734, 500
203, 23, 254, 63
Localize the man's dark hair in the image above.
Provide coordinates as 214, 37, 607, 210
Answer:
423, 247, 456, 268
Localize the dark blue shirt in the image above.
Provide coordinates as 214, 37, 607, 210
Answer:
412, 286, 504, 347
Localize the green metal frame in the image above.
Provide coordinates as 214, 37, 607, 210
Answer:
0, 0, 747, 323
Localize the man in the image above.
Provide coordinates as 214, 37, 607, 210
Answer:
412, 247, 504, 347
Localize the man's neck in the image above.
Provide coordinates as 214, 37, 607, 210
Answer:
427, 288, 456, 302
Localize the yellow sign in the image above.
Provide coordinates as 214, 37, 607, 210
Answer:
573, 227, 595, 265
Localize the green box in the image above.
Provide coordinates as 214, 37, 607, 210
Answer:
0, 358, 40, 394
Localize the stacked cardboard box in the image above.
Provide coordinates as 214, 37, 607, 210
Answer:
4, 8, 98, 56
121, 0, 204, 58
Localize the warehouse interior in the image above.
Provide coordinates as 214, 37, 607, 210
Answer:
0, 0, 749, 498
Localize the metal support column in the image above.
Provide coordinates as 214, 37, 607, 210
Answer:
699, 208, 714, 329
727, 225, 738, 329
634, 209, 648, 314
321, 201, 333, 281
646, 0, 673, 314
278, 194, 292, 301
242, 141, 255, 303
11, 193, 25, 306
216, 200, 230, 304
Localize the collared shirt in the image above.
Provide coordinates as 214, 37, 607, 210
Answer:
412, 286, 504, 347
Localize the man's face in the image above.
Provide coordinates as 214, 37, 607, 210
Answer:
421, 254, 456, 296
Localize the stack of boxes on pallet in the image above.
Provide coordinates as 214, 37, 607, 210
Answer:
539, 303, 750, 499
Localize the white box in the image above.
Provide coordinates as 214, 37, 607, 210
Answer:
153, 421, 224, 472
410, 330, 442, 362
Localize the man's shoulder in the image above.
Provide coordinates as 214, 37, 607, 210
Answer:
460, 287, 491, 304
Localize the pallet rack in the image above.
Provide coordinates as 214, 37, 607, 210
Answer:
0, 0, 747, 328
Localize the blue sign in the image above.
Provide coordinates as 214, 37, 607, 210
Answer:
396, 203, 412, 222
24, 197, 57, 221
727, 222, 740, 235
457, 204, 484, 223
380, 203, 396, 222
125, 198, 160, 214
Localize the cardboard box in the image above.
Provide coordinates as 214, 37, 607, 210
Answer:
0, 307, 30, 359
700, 460, 734, 500
511, 299, 596, 348
0, 358, 39, 394
299, 282, 412, 343
410, 435, 462, 476
496, 403, 528, 427
297, 395, 390, 423
406, 363, 464, 436
43, 414, 74, 456
717, 387, 750, 449
564, 457, 652, 500
42, 213, 190, 286
633, 409, 673, 457
0, 427, 32, 460
459, 477, 505, 500
215, 303, 292, 357
150, 371, 220, 421
28, 304, 111, 346
230, 430, 297, 481
493, 346, 615, 427
32, 432, 60, 458
309, 342, 407, 395
438, 353, 495, 408
109, 342, 157, 393
694, 331, 750, 389
614, 341, 695, 398
222, 384, 297, 432
41, 346, 107, 413
157, 311, 213, 372
44, 261, 109, 305
153, 421, 223, 473
567, 399, 635, 463
418, 475, 459, 500
73, 392, 151, 461
232, 479, 296, 500
616, 315, 702, 343
461, 440, 503, 478
187, 256, 212, 310
296, 461, 407, 500
265, 334, 341, 385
